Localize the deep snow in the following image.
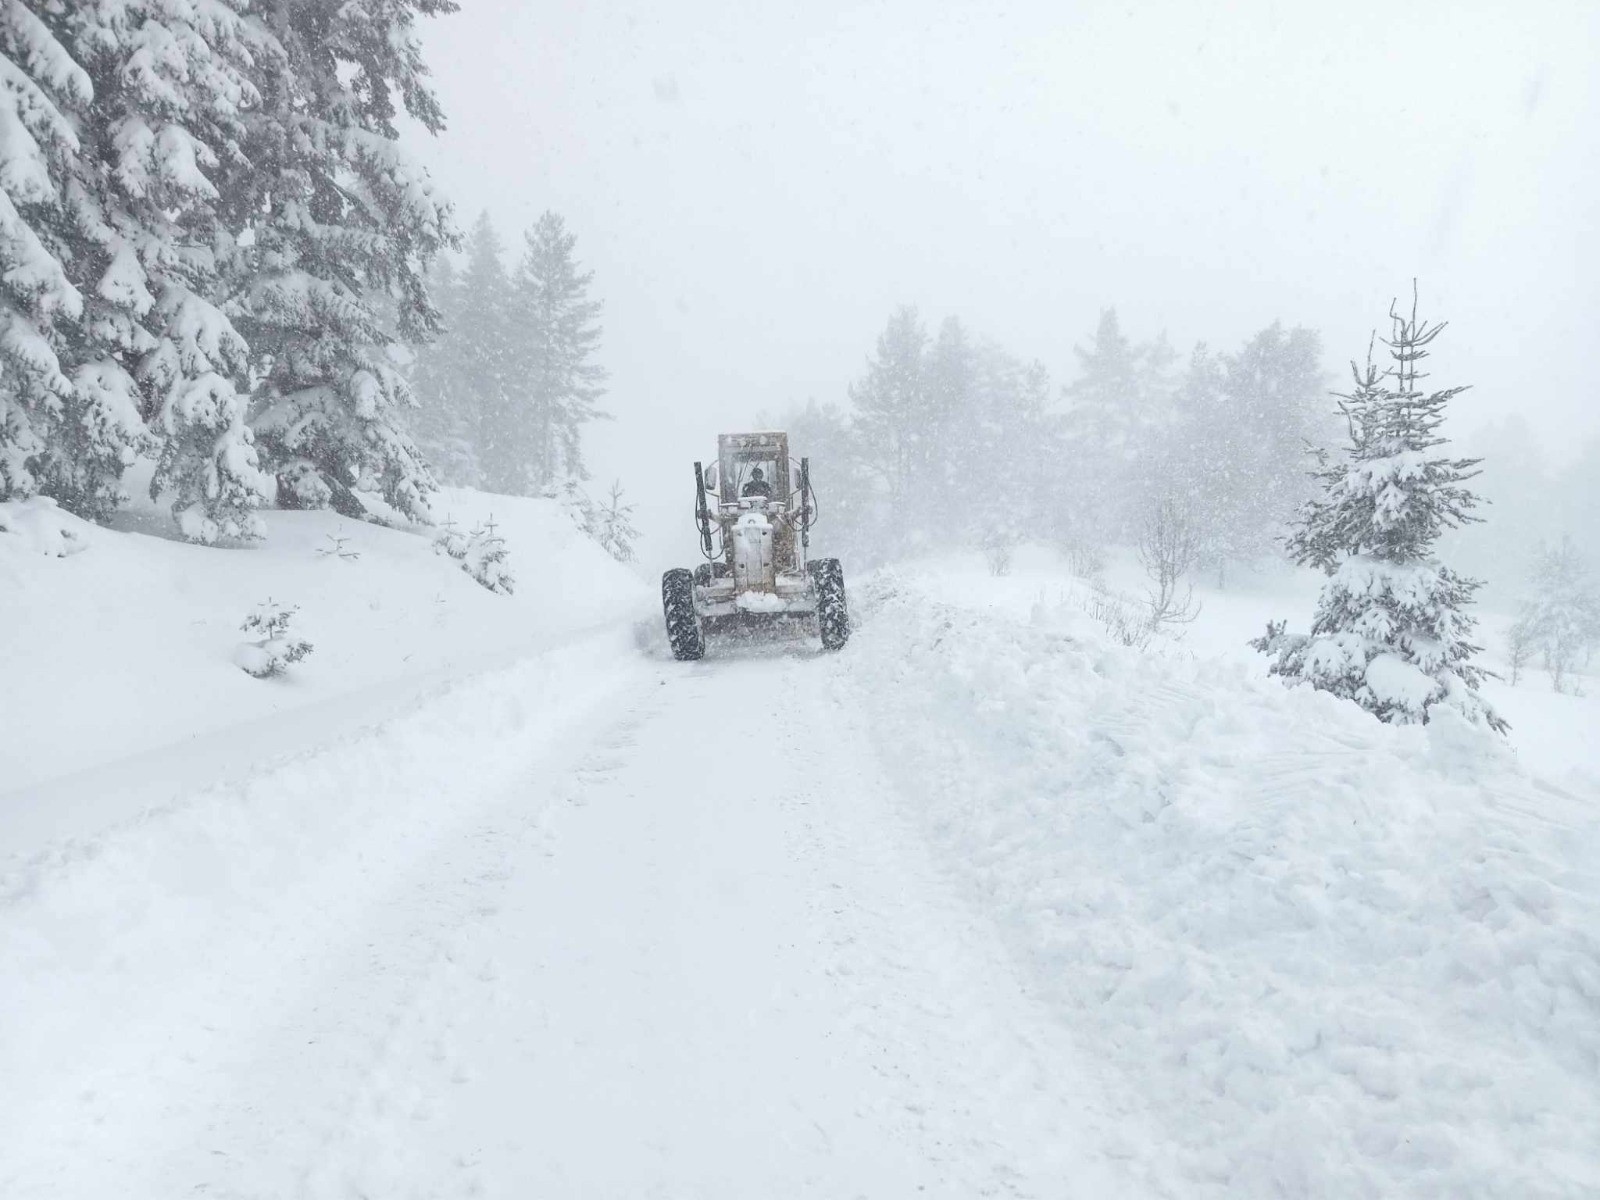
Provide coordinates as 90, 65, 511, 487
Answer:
848, 557, 1600, 1196
3, 520, 1597, 1197
1, 482, 649, 852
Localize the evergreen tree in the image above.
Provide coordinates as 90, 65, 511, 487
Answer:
1254, 291, 1504, 732
64, 0, 273, 539
1516, 537, 1600, 693
228, 0, 456, 523
849, 305, 927, 527
1165, 344, 1235, 576
780, 397, 882, 568
0, 4, 98, 507
1060, 308, 1176, 541
1215, 322, 1330, 561
408, 255, 479, 484
512, 211, 606, 493
451, 214, 517, 489
964, 344, 1053, 554
922, 315, 974, 527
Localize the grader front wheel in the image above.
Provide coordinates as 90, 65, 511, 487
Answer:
661, 568, 705, 661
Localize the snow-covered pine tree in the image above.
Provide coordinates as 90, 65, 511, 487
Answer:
779, 397, 881, 567
962, 343, 1053, 557
227, 0, 456, 523
922, 315, 975, 529
511, 211, 606, 494
64, 0, 273, 540
408, 254, 480, 485
1216, 322, 1330, 561
1165, 344, 1234, 578
849, 305, 927, 530
1060, 308, 1176, 542
0, 4, 95, 506
461, 214, 517, 491
1254, 289, 1504, 731
1516, 537, 1600, 693
429, 214, 518, 491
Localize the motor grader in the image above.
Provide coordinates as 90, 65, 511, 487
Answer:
661, 432, 849, 660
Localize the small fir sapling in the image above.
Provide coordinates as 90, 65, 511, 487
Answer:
433, 515, 515, 595
315, 533, 362, 562
234, 599, 313, 678
593, 480, 640, 564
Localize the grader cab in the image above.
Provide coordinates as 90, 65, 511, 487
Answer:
661, 432, 849, 660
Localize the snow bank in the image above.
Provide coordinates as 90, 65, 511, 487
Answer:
1, 483, 650, 837
843, 566, 1600, 1197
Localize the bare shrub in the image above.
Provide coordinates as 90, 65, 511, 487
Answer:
1082, 582, 1154, 651
1062, 538, 1105, 580
981, 527, 1016, 576
1138, 496, 1201, 627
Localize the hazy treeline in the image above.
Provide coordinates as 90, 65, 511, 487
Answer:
408, 212, 609, 498
1447, 418, 1600, 603
785, 307, 1335, 579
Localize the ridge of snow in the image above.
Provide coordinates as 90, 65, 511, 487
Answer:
842, 563, 1600, 1197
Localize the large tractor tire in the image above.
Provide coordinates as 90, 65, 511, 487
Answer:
808, 558, 850, 650
661, 568, 705, 661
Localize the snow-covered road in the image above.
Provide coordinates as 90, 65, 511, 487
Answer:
2, 632, 1122, 1199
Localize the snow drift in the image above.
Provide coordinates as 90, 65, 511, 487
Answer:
843, 565, 1600, 1197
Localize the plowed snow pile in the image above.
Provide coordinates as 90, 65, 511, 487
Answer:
844, 569, 1600, 1197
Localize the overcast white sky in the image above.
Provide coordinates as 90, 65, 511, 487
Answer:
403, 0, 1598, 559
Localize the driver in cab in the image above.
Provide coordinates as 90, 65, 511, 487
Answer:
741, 466, 773, 499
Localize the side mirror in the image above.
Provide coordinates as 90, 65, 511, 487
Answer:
704, 463, 720, 493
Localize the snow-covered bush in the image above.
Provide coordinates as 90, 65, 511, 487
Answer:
234, 600, 313, 678
0, 497, 89, 557
980, 525, 1016, 576
433, 517, 515, 595
1255, 291, 1503, 732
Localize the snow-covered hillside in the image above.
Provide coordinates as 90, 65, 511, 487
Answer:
1, 482, 649, 852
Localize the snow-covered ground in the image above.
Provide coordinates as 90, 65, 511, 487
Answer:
3, 525, 1596, 1197
1, 479, 649, 852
